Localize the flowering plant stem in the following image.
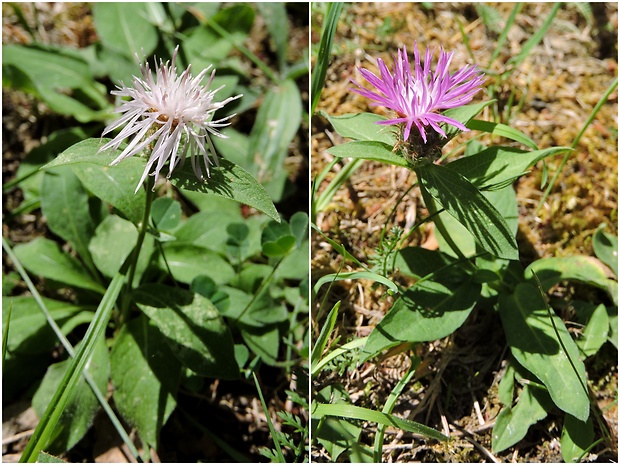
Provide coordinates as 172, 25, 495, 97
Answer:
120, 176, 155, 326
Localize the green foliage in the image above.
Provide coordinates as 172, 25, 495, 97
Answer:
315, 27, 617, 460
3, 2, 308, 461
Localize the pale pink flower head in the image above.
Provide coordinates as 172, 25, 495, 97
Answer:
352, 43, 485, 144
99, 46, 242, 193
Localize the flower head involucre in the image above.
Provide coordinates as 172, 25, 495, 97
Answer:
351, 43, 485, 144
99, 46, 242, 193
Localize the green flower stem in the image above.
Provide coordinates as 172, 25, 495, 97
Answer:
120, 176, 156, 326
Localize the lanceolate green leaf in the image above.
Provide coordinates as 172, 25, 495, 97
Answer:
445, 146, 569, 190
40, 167, 98, 275
322, 112, 396, 145
169, 158, 280, 222
311, 2, 343, 114
13, 238, 105, 294
93, 3, 158, 57
312, 403, 447, 441
32, 338, 109, 453
313, 271, 399, 296
327, 141, 408, 167
42, 139, 280, 222
247, 79, 302, 202
525, 256, 617, 304
42, 138, 144, 225
416, 163, 518, 260
466, 119, 537, 149
498, 283, 590, 421
441, 100, 495, 139
363, 280, 480, 359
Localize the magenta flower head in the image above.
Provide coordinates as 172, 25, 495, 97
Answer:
351, 43, 485, 145
99, 46, 242, 193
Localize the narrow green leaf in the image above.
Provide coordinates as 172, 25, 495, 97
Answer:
19, 262, 126, 462
13, 238, 104, 294
576, 303, 609, 357
311, 403, 447, 441
134, 284, 239, 379
442, 100, 496, 139
506, 3, 561, 69
253, 373, 286, 462
445, 146, 568, 190
32, 338, 109, 452
311, 301, 340, 366
417, 163, 518, 260
525, 256, 617, 303
256, 3, 288, 72
184, 4, 254, 65
498, 283, 590, 421
488, 3, 523, 67
466, 119, 537, 149
327, 141, 408, 167
110, 315, 180, 449
2, 44, 96, 91
2, 302, 12, 367
313, 271, 399, 296
311, 2, 343, 114
247, 79, 302, 202
41, 138, 146, 225
2, 296, 92, 356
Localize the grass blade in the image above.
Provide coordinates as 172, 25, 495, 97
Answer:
313, 158, 364, 217
487, 3, 522, 68
311, 403, 448, 441
537, 76, 618, 213
506, 3, 561, 70
4, 237, 142, 461
373, 356, 420, 461
16, 246, 130, 462
311, 2, 343, 114
311, 337, 367, 376
253, 372, 286, 462
2, 301, 12, 369
310, 301, 340, 367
